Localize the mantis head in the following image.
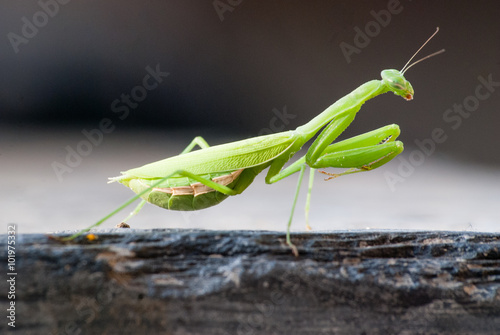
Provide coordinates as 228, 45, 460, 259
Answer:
380, 27, 444, 102
381, 69, 414, 101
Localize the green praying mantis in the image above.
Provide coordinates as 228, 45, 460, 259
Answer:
69, 28, 444, 256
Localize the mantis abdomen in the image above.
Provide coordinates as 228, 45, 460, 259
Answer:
120, 169, 244, 211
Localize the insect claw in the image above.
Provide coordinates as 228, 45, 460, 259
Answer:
285, 237, 299, 257
319, 170, 340, 181
290, 244, 299, 257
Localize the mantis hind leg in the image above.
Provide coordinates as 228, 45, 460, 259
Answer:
121, 199, 147, 223
181, 136, 210, 154
65, 168, 242, 241
119, 137, 211, 224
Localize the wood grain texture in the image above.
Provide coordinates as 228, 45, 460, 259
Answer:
2, 229, 499, 334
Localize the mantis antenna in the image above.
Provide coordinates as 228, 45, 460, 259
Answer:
401, 27, 445, 74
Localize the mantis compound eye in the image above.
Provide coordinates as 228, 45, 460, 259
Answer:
388, 80, 406, 92
391, 82, 405, 90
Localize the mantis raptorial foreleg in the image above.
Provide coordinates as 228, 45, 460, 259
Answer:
314, 124, 402, 178
266, 111, 359, 184
306, 111, 359, 165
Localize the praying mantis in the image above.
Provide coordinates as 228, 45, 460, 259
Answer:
70, 28, 444, 256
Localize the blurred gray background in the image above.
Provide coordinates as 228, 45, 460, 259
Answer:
2, 1, 499, 234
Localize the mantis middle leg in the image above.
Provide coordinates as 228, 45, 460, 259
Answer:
266, 121, 403, 255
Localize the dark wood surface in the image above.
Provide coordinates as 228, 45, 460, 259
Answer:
2, 229, 500, 334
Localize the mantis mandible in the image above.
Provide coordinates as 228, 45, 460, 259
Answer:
70, 28, 444, 256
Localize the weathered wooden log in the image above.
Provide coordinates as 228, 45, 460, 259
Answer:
1, 229, 500, 334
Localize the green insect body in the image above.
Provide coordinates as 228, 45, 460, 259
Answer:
109, 71, 408, 214
71, 28, 443, 256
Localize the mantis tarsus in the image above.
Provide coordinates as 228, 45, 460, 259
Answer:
70, 28, 444, 256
